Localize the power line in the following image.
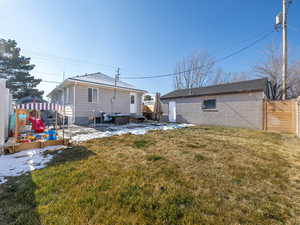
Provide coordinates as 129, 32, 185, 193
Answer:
34, 71, 62, 76
0, 41, 124, 71
40, 80, 60, 84
35, 71, 63, 84
211, 29, 275, 55
122, 30, 274, 80
288, 24, 300, 32
3, 30, 274, 83
1, 35, 124, 76
25, 49, 120, 70
215, 31, 274, 62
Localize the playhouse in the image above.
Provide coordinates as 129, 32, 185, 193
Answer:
5, 102, 69, 153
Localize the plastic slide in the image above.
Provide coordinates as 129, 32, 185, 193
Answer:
29, 117, 46, 133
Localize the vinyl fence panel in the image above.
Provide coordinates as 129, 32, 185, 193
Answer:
0, 79, 10, 153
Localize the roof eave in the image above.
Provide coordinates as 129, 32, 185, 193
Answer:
47, 78, 147, 98
46, 79, 75, 97
160, 89, 265, 100
68, 78, 147, 93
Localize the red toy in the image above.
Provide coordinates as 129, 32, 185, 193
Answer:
29, 117, 46, 133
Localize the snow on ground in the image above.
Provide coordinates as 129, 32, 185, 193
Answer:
0, 123, 193, 185
60, 123, 194, 143
0, 145, 66, 184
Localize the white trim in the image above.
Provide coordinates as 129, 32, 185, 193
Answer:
65, 87, 70, 104
47, 79, 146, 97
130, 92, 137, 114
168, 101, 176, 122
88, 87, 98, 104
73, 82, 76, 124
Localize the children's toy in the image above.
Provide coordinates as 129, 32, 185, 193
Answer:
47, 129, 57, 140
8, 104, 68, 153
34, 134, 42, 140
28, 136, 36, 141
29, 117, 46, 133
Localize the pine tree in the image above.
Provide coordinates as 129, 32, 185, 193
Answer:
0, 39, 44, 99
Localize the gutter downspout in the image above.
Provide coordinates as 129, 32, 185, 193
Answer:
73, 81, 76, 124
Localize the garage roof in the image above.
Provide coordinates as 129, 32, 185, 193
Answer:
161, 78, 268, 99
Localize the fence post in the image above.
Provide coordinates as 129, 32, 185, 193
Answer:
0, 79, 9, 154
263, 99, 267, 131
296, 97, 300, 137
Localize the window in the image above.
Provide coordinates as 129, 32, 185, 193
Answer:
66, 88, 70, 104
88, 88, 98, 103
88, 88, 92, 102
92, 88, 97, 103
202, 99, 216, 110
64, 87, 70, 104
130, 95, 135, 104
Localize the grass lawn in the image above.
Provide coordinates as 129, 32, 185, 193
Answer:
0, 126, 300, 225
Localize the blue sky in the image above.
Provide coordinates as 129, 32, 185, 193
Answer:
1, 0, 300, 97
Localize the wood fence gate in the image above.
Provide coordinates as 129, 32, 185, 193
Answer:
263, 99, 297, 134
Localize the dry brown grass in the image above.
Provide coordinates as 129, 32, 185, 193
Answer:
1, 126, 300, 225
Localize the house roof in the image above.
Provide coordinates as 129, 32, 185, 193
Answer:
47, 72, 146, 97
70, 72, 137, 89
161, 78, 268, 99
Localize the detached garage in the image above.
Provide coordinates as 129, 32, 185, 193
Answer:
160, 78, 271, 129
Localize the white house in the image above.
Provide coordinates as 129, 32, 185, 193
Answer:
47, 72, 147, 125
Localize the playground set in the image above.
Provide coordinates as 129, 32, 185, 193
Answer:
5, 103, 69, 153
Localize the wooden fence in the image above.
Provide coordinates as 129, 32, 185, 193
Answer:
263, 99, 299, 135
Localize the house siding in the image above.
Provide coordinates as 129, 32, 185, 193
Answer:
50, 83, 143, 125
74, 85, 131, 117
136, 93, 143, 115
161, 91, 264, 129
50, 86, 74, 105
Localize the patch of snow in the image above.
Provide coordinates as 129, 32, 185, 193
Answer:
0, 123, 193, 185
0, 145, 65, 185
71, 123, 194, 143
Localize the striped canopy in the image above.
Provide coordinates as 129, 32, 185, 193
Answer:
16, 102, 64, 112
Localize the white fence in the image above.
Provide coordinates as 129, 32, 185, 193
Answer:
0, 79, 11, 153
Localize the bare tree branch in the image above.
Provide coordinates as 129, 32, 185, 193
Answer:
254, 44, 300, 99
174, 52, 215, 89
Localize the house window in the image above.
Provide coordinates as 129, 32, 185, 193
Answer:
202, 99, 216, 110
64, 87, 70, 104
93, 88, 98, 103
67, 88, 69, 103
130, 95, 135, 104
88, 88, 98, 103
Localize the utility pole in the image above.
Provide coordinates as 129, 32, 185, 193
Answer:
114, 67, 120, 100
282, 0, 288, 100
111, 68, 120, 113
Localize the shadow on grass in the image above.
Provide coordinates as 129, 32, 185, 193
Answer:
0, 146, 95, 225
